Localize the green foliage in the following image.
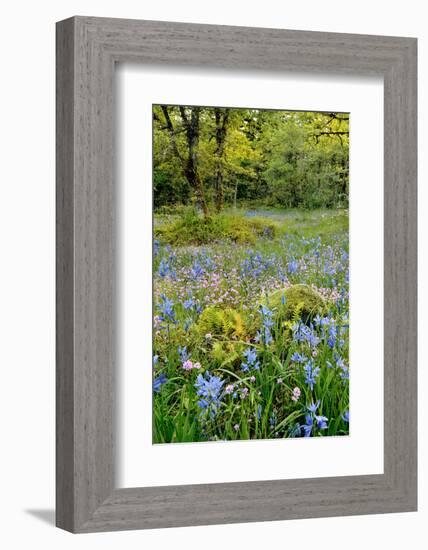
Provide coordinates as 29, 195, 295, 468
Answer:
268, 284, 326, 323
196, 306, 247, 340
155, 209, 277, 246
153, 105, 349, 211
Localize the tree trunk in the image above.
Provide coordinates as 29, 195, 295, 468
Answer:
160, 105, 208, 217
214, 108, 229, 213
181, 107, 208, 217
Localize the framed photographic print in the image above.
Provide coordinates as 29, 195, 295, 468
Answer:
56, 16, 417, 532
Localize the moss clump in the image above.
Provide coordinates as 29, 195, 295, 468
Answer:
155, 211, 277, 246
267, 284, 326, 323
196, 306, 246, 340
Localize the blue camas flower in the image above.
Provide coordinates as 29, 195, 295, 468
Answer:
290, 351, 307, 363
191, 261, 205, 278
194, 372, 224, 418
302, 414, 314, 437
158, 258, 170, 278
287, 260, 298, 274
256, 305, 274, 346
315, 415, 328, 430
307, 400, 320, 413
178, 345, 189, 362
303, 360, 320, 391
159, 294, 175, 323
183, 296, 195, 310
153, 373, 168, 393
241, 347, 260, 372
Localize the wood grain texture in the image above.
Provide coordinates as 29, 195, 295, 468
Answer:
56, 16, 417, 533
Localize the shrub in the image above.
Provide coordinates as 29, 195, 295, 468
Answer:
267, 284, 326, 323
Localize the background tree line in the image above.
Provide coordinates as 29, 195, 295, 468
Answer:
153, 105, 349, 213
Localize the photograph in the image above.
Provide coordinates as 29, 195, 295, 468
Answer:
152, 104, 350, 443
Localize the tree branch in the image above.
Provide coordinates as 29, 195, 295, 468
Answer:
160, 106, 185, 165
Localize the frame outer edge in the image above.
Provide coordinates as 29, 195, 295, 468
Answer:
56, 16, 76, 532
73, 15, 116, 532
55, 16, 418, 532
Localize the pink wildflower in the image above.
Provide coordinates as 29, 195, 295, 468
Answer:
291, 387, 301, 402
240, 387, 249, 399
182, 360, 193, 371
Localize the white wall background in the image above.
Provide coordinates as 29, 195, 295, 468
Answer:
0, 1, 424, 548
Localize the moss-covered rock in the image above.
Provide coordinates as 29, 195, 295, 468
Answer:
267, 284, 326, 323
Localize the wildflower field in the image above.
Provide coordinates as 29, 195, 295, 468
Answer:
153, 209, 349, 443
152, 104, 349, 443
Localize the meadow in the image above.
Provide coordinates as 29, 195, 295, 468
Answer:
152, 208, 349, 443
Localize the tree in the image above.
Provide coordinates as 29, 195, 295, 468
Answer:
158, 105, 209, 216
153, 105, 349, 211
213, 108, 229, 212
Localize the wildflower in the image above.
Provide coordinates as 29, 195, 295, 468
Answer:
291, 387, 301, 402
205, 333, 212, 341
178, 345, 189, 362
304, 360, 320, 391
340, 366, 349, 382
277, 378, 283, 384
225, 384, 234, 394
302, 414, 314, 437
290, 352, 307, 363
182, 360, 194, 371
342, 410, 350, 423
233, 424, 240, 431
315, 415, 328, 430
257, 305, 274, 346
191, 261, 205, 278
327, 336, 336, 349
193, 362, 201, 370
240, 387, 249, 399
307, 400, 320, 413
244, 347, 257, 364
194, 372, 224, 418
153, 355, 159, 366
334, 354, 345, 368
158, 294, 175, 323
249, 375, 256, 382
293, 323, 320, 348
183, 296, 195, 310
287, 260, 298, 274
153, 373, 168, 393
241, 347, 260, 372
158, 258, 171, 278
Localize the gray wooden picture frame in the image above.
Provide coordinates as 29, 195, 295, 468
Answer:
56, 16, 417, 533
